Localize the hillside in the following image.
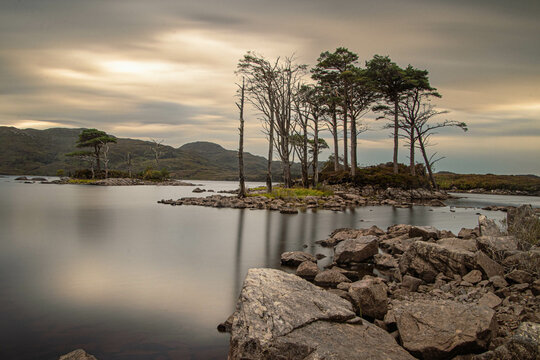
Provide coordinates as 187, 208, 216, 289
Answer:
0, 127, 293, 181
434, 172, 540, 194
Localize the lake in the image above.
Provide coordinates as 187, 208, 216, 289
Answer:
0, 176, 538, 359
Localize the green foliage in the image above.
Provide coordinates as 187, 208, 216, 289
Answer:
142, 167, 170, 181
435, 173, 540, 193
56, 169, 65, 177
76, 129, 117, 148
321, 163, 430, 189
67, 179, 96, 184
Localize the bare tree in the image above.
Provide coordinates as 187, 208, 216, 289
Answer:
125, 152, 133, 178
236, 77, 247, 198
237, 52, 280, 192
413, 104, 468, 188
100, 140, 111, 179
150, 139, 163, 167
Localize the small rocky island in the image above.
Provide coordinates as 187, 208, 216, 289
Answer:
219, 205, 540, 359
159, 185, 450, 212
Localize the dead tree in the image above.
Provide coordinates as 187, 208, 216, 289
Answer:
414, 104, 467, 189
236, 78, 247, 198
150, 139, 163, 167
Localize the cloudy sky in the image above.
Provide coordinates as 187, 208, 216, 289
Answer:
1, 0, 539, 174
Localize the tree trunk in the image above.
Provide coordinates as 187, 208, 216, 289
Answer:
332, 106, 339, 171
266, 119, 274, 193
237, 78, 246, 198
351, 116, 357, 178
301, 125, 308, 188
94, 145, 101, 172
343, 100, 348, 170
393, 100, 399, 174
418, 134, 437, 189
312, 113, 319, 187
409, 124, 416, 176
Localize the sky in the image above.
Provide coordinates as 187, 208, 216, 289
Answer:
0, 0, 539, 175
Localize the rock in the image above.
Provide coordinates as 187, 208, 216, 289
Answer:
532, 279, 540, 296
408, 225, 440, 241
458, 227, 478, 239
58, 349, 97, 360
473, 322, 540, 360
226, 268, 414, 360
192, 187, 205, 193
478, 292, 502, 309
401, 275, 422, 292
333, 236, 378, 264
295, 260, 319, 280
438, 237, 478, 252
279, 207, 298, 214
502, 249, 540, 274
392, 299, 497, 359
373, 253, 398, 268
399, 240, 477, 282
348, 276, 388, 320
505, 269, 533, 284
489, 275, 508, 289
476, 236, 518, 256
280, 251, 316, 266
31, 177, 47, 181
14, 176, 28, 180
478, 215, 504, 236
314, 269, 351, 288
476, 251, 504, 278
380, 235, 417, 255
463, 269, 483, 284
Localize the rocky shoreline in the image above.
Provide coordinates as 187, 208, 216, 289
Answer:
220, 205, 540, 359
451, 188, 539, 197
14, 176, 200, 186
158, 186, 450, 213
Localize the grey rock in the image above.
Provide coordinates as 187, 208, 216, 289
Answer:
334, 236, 378, 264
476, 236, 518, 256
478, 292, 502, 309
374, 253, 399, 268
280, 251, 316, 266
408, 225, 440, 240
505, 269, 533, 284
348, 276, 388, 320
401, 275, 422, 292
478, 215, 504, 236
399, 240, 477, 282
489, 275, 508, 289
437, 237, 478, 252
476, 251, 504, 278
314, 269, 351, 288
392, 299, 497, 360
295, 260, 319, 280
463, 269, 483, 284
226, 268, 414, 360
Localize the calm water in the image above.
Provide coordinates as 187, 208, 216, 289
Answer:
0, 177, 538, 359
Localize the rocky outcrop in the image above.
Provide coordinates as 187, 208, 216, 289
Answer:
58, 349, 97, 360
224, 268, 414, 360
389, 300, 497, 359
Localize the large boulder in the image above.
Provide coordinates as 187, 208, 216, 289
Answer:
225, 268, 415, 360
280, 251, 316, 266
478, 215, 504, 236
390, 300, 497, 359
437, 237, 478, 252
476, 236, 518, 257
333, 236, 378, 264
58, 349, 97, 360
476, 251, 504, 278
348, 276, 388, 320
408, 225, 440, 241
399, 240, 477, 282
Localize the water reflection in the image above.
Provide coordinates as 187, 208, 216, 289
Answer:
0, 178, 528, 360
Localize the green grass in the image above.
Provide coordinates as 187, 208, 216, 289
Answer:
67, 179, 97, 184
249, 186, 334, 200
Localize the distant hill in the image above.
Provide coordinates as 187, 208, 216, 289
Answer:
0, 126, 296, 180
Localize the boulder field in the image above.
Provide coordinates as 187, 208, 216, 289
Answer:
221, 207, 539, 359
